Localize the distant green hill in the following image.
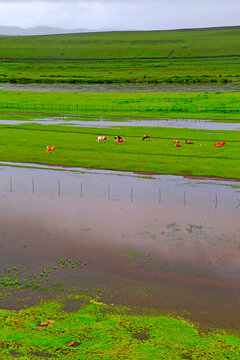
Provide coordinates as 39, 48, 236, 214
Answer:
1, 26, 240, 60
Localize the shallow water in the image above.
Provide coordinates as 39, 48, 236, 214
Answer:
0, 82, 240, 93
0, 115, 240, 131
0, 165, 239, 330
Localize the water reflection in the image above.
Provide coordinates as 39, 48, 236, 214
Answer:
0, 165, 239, 329
0, 116, 240, 130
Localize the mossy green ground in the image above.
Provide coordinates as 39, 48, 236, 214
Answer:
1, 90, 240, 120
0, 298, 240, 360
1, 298, 240, 360
0, 123, 239, 179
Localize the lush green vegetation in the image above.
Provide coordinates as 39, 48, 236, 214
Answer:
0, 298, 239, 359
1, 57, 240, 85
0, 27, 240, 84
0, 123, 239, 179
0, 90, 240, 120
1, 27, 240, 59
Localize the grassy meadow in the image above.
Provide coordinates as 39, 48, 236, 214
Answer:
1, 57, 240, 85
1, 27, 240, 59
0, 27, 240, 85
0, 123, 239, 179
1, 298, 240, 360
0, 90, 240, 120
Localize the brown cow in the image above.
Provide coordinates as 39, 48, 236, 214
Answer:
142, 134, 150, 141
46, 146, 55, 153
215, 141, 226, 147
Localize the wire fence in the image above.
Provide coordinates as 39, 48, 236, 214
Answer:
3, 176, 240, 210
0, 102, 240, 115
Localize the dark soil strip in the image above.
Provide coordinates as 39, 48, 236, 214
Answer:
1, 55, 240, 61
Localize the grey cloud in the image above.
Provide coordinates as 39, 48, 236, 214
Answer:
0, 0, 239, 31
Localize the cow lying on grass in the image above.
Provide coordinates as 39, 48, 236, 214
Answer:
97, 136, 108, 143
215, 141, 226, 147
46, 146, 55, 153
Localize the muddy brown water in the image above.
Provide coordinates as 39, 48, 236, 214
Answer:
0, 165, 239, 331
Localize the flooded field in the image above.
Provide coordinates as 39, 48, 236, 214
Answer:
1, 115, 240, 130
0, 165, 239, 331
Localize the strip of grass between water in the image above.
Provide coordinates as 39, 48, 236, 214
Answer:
0, 123, 239, 180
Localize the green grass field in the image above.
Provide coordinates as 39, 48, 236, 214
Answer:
0, 298, 239, 360
0, 27, 240, 84
0, 123, 239, 179
0, 90, 240, 120
1, 57, 240, 85
1, 27, 240, 59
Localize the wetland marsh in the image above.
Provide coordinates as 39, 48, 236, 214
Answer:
1, 26, 240, 359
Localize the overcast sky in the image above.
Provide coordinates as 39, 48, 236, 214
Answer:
0, 0, 239, 31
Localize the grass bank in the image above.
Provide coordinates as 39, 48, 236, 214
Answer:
0, 123, 239, 180
0, 90, 240, 120
0, 298, 239, 360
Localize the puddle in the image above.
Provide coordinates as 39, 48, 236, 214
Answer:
0, 165, 239, 330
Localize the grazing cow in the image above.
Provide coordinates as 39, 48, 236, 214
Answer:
175, 143, 181, 147
185, 140, 194, 144
96, 136, 108, 143
114, 136, 122, 141
46, 146, 55, 153
173, 138, 180, 144
215, 141, 226, 147
142, 134, 150, 141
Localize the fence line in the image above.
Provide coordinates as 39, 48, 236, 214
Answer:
0, 102, 239, 115
1, 178, 239, 210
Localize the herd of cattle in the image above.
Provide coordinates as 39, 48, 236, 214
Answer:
96, 135, 151, 143
173, 138, 226, 147
46, 134, 226, 152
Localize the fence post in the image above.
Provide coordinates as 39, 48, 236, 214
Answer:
131, 187, 133, 203
9, 177, 13, 192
